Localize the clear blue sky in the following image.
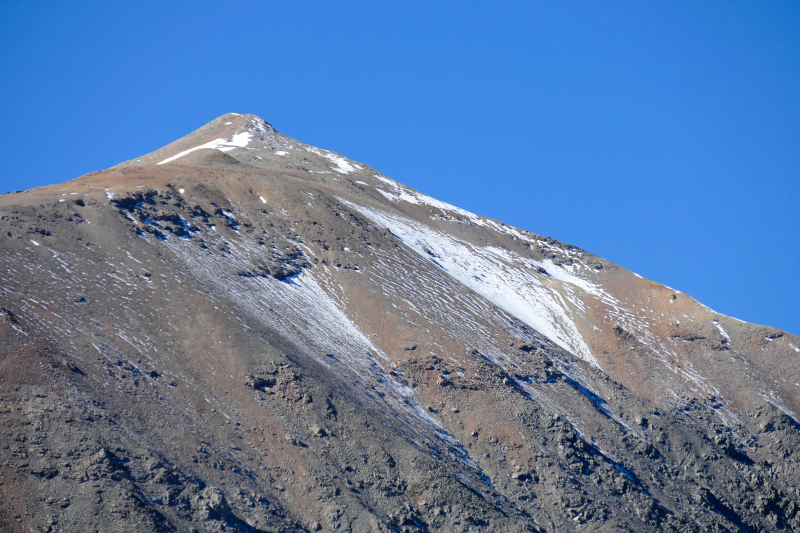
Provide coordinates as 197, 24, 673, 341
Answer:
1, 1, 798, 334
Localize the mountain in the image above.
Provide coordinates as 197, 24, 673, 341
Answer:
1, 113, 799, 533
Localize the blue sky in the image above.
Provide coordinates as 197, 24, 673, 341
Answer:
1, 1, 798, 334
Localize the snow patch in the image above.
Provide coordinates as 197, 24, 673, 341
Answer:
157, 132, 253, 164
371, 174, 541, 245
305, 147, 362, 174
712, 320, 731, 343
340, 200, 600, 367
377, 188, 421, 205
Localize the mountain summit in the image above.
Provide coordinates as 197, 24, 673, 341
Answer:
114, 113, 278, 169
1, 114, 799, 532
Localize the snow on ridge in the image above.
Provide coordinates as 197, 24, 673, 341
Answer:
761, 390, 799, 425
340, 198, 600, 367
367, 176, 749, 359
305, 146, 363, 174
157, 132, 253, 165
376, 188, 421, 205
372, 174, 546, 246
712, 320, 731, 343
248, 117, 273, 134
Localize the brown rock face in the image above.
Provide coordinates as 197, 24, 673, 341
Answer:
1, 113, 799, 532
191, 487, 230, 520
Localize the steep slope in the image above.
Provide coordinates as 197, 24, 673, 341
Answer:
1, 113, 799, 533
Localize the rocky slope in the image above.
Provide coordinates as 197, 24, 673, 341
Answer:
1, 113, 799, 532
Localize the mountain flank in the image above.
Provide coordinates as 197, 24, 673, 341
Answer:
1, 113, 799, 532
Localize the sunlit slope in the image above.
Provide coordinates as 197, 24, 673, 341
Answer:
1, 113, 799, 532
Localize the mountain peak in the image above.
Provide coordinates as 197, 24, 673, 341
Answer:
114, 113, 277, 169
202, 112, 277, 136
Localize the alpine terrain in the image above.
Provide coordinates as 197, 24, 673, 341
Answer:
2, 113, 800, 533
